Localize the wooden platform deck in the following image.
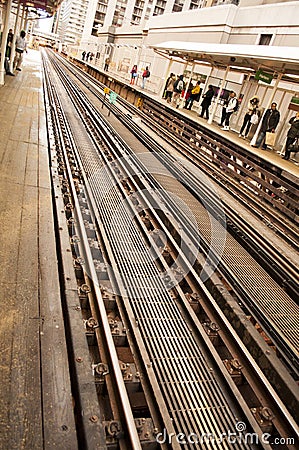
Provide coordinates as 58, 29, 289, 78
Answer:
0, 50, 77, 449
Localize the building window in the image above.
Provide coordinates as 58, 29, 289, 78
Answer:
259, 34, 272, 45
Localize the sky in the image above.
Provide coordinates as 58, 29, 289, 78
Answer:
37, 17, 53, 33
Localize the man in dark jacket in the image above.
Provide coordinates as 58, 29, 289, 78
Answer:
282, 112, 299, 160
200, 85, 214, 119
253, 102, 280, 149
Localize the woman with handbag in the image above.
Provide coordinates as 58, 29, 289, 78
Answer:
282, 112, 299, 160
130, 65, 138, 84
239, 96, 259, 138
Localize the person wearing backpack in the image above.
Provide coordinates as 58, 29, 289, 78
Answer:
141, 66, 150, 89
172, 75, 184, 108
185, 81, 201, 110
221, 91, 238, 131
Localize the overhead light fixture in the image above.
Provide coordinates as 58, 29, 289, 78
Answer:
285, 73, 299, 79
230, 65, 255, 71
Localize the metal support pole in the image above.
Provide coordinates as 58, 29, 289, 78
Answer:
19, 5, 27, 32
235, 74, 253, 129
181, 61, 195, 104
208, 65, 230, 125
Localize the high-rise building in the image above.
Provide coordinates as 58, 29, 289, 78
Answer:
56, 0, 295, 50
57, 0, 89, 45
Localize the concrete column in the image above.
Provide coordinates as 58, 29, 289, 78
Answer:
208, 65, 230, 125
0, 0, 13, 85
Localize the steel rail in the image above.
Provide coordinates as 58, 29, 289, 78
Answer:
44, 52, 260, 449
44, 50, 299, 446
42, 54, 143, 450
73, 107, 298, 444
49, 52, 299, 446
48, 49, 299, 374
51, 52, 299, 294
61, 51, 299, 243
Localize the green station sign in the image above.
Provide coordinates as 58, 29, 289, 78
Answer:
254, 70, 273, 84
289, 96, 299, 111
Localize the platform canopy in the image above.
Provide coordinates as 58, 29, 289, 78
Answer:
13, 0, 62, 16
151, 41, 299, 81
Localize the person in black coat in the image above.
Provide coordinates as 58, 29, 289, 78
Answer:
5, 29, 14, 75
200, 85, 214, 119
253, 102, 280, 149
282, 112, 299, 160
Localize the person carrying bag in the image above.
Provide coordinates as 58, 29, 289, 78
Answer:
265, 131, 276, 146
282, 111, 299, 160
239, 96, 260, 138
252, 102, 280, 150
14, 30, 27, 72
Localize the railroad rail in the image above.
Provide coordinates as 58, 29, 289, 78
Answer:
49, 50, 299, 372
42, 49, 299, 449
70, 54, 299, 243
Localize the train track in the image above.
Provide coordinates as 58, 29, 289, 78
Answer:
42, 50, 299, 449
71, 54, 299, 248
58, 52, 299, 295
48, 50, 299, 370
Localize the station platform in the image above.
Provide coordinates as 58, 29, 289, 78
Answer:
0, 50, 76, 449
97, 61, 299, 177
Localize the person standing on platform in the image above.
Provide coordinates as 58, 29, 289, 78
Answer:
219, 97, 229, 127
82, 51, 86, 61
164, 73, 176, 102
172, 75, 184, 108
221, 91, 237, 131
130, 64, 138, 84
141, 66, 150, 89
14, 30, 27, 72
104, 57, 110, 71
185, 81, 201, 110
282, 112, 299, 160
239, 96, 260, 138
5, 29, 14, 75
252, 102, 280, 149
200, 85, 214, 119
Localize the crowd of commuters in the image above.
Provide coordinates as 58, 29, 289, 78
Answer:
3, 41, 298, 161
82, 51, 95, 62
161, 74, 298, 161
